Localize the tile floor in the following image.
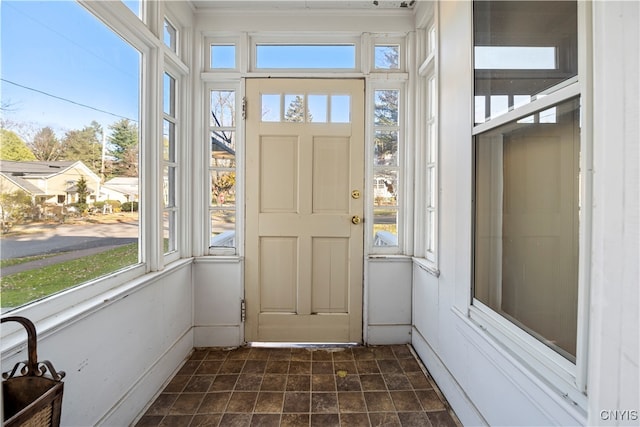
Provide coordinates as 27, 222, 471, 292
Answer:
135, 345, 461, 427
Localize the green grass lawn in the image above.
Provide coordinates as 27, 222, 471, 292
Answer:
0, 253, 60, 269
1, 243, 138, 309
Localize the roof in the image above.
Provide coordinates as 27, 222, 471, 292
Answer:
0, 160, 77, 176
0, 172, 46, 195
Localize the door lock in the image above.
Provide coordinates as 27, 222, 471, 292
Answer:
351, 190, 361, 199
351, 215, 361, 225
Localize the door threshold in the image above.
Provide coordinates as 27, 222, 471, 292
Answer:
247, 342, 360, 349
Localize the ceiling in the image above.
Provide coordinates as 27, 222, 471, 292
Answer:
190, 0, 418, 11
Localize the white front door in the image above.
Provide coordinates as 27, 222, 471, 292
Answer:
245, 78, 365, 342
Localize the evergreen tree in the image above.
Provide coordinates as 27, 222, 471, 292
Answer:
76, 175, 89, 204
30, 127, 62, 161
374, 90, 399, 162
108, 119, 138, 177
285, 95, 306, 123
60, 122, 102, 173
0, 129, 36, 161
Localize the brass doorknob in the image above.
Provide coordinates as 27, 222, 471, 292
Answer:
351, 215, 361, 224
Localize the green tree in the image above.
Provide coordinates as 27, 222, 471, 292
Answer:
30, 127, 62, 161
0, 190, 33, 229
0, 129, 36, 161
60, 122, 102, 173
76, 175, 89, 204
108, 119, 138, 177
285, 95, 306, 123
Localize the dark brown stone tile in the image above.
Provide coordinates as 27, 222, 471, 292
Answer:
312, 361, 333, 374
219, 359, 246, 374
248, 349, 271, 360
269, 349, 292, 361
160, 415, 193, 426
219, 413, 252, 427
196, 361, 222, 375
226, 391, 258, 413
372, 347, 396, 360
415, 390, 446, 412
391, 346, 413, 359
169, 394, 205, 415
197, 392, 231, 414
337, 391, 366, 413
286, 375, 311, 391
311, 413, 340, 427
265, 360, 290, 374
312, 374, 336, 392
163, 376, 191, 393
260, 374, 287, 391
291, 348, 312, 361
311, 392, 338, 413
288, 361, 311, 375
406, 372, 432, 390
360, 374, 387, 391
363, 391, 395, 412
369, 412, 402, 427
135, 415, 163, 426
336, 375, 362, 392
377, 360, 403, 374
353, 347, 376, 361
426, 410, 458, 427
243, 360, 267, 374
334, 360, 356, 374
280, 413, 310, 427
210, 374, 238, 391
178, 361, 201, 376
340, 412, 370, 426
398, 411, 431, 427
205, 349, 229, 361
254, 392, 284, 413
250, 413, 281, 427
383, 373, 412, 391
311, 350, 332, 361
283, 391, 311, 413
356, 360, 380, 374
190, 414, 222, 426
235, 374, 264, 391
332, 349, 354, 361
184, 376, 215, 393
228, 347, 252, 360
190, 349, 210, 361
390, 391, 422, 412
398, 358, 421, 373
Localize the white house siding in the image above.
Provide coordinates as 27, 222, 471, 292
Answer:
412, 1, 638, 426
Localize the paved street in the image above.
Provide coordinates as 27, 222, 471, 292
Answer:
0, 220, 138, 260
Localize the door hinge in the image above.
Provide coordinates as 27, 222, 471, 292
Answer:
240, 299, 246, 323
242, 97, 247, 120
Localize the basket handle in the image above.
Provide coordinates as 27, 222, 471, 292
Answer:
1, 316, 65, 381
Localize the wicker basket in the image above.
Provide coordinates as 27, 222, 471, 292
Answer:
2, 317, 65, 427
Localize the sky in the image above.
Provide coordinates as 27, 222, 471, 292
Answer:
1, 1, 140, 141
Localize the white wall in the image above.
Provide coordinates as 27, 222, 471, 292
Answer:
412, 2, 639, 427
1, 263, 194, 426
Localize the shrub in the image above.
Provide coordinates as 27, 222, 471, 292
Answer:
121, 201, 138, 212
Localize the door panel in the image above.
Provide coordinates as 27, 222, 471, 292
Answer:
245, 78, 364, 343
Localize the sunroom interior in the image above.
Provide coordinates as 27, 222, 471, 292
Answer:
1, 1, 637, 426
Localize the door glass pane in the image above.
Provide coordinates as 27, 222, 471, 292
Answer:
308, 95, 328, 123
331, 95, 350, 123
261, 94, 280, 122
284, 94, 305, 122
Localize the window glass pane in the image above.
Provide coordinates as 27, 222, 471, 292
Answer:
211, 211, 236, 247
163, 166, 175, 208
307, 95, 328, 123
211, 171, 236, 207
163, 210, 176, 254
256, 44, 356, 69
426, 210, 435, 252
373, 171, 397, 207
426, 167, 436, 208
474, 1, 577, 124
375, 45, 400, 70
210, 90, 235, 127
163, 73, 175, 116
284, 94, 305, 123
211, 44, 236, 69
163, 120, 175, 162
374, 131, 398, 166
474, 97, 580, 360
374, 90, 399, 126
330, 95, 350, 123
163, 19, 177, 53
0, 1, 140, 311
373, 209, 398, 247
123, 0, 141, 19
261, 94, 280, 122
210, 131, 236, 168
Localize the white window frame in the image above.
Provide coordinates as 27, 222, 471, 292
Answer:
371, 36, 406, 73
469, 1, 592, 410
205, 36, 242, 73
207, 82, 243, 256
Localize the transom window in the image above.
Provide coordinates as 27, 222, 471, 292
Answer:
260, 93, 351, 123
255, 44, 356, 69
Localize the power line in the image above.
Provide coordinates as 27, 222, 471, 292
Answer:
1, 78, 138, 123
